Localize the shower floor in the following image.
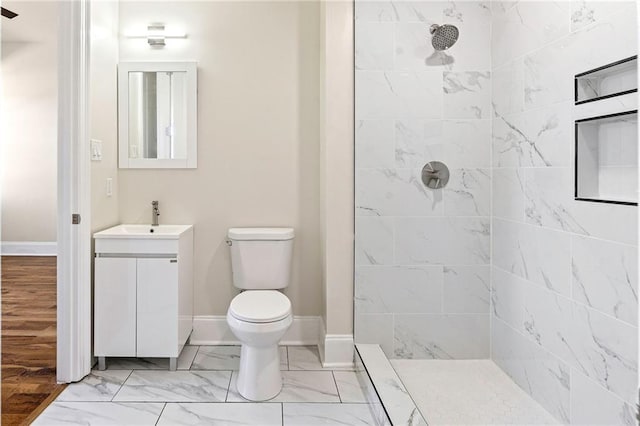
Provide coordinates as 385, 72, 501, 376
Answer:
390, 359, 560, 425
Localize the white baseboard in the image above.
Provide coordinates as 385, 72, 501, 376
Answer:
318, 320, 355, 368
1, 241, 57, 256
190, 315, 323, 346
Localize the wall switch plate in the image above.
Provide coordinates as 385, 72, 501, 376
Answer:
91, 139, 103, 161
106, 178, 113, 197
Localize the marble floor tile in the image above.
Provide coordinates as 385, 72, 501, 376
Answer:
105, 345, 199, 370
283, 403, 389, 425
113, 370, 231, 402
56, 370, 132, 402
333, 371, 370, 403
157, 402, 282, 426
192, 345, 288, 370
287, 346, 324, 370
288, 345, 353, 371
227, 371, 340, 403
32, 402, 164, 425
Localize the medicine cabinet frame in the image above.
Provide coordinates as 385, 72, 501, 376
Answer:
118, 61, 198, 169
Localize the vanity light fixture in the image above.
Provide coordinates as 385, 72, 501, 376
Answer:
126, 23, 187, 47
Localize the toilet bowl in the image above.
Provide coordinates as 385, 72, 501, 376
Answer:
225, 228, 294, 401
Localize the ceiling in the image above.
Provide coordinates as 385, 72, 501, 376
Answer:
1, 1, 58, 43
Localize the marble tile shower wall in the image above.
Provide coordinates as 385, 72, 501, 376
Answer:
490, 1, 638, 424
354, 1, 493, 360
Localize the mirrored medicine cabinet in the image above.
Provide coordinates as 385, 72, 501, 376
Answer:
118, 62, 197, 168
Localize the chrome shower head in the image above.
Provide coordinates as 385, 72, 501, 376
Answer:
430, 24, 459, 51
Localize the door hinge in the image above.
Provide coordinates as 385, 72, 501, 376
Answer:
72, 214, 81, 225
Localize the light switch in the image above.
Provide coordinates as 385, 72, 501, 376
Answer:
106, 178, 113, 197
91, 139, 103, 161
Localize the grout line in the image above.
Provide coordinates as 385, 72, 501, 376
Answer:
154, 402, 167, 426
110, 369, 135, 402
224, 371, 233, 402
331, 371, 343, 403
281, 403, 284, 426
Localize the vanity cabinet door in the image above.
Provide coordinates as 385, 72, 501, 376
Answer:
136, 258, 179, 357
94, 257, 137, 356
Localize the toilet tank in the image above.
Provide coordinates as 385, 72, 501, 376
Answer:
228, 228, 294, 290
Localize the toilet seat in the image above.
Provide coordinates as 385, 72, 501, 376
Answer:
229, 290, 291, 323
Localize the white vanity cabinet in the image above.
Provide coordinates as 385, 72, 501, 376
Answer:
93, 224, 194, 370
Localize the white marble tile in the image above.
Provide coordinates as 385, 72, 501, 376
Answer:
356, 22, 395, 70
443, 168, 490, 216
226, 371, 340, 403
492, 219, 571, 296
105, 345, 198, 371
492, 168, 525, 222
113, 371, 231, 402
356, 344, 427, 425
571, 235, 638, 326
354, 314, 394, 358
491, 267, 526, 332
283, 403, 389, 426
492, 318, 571, 423
571, 0, 635, 32
393, 1, 446, 23
492, 102, 572, 167
356, 168, 443, 216
525, 7, 637, 110
191, 346, 241, 371
566, 304, 638, 404
524, 167, 589, 234
287, 346, 324, 370
492, 58, 524, 116
356, 71, 443, 119
355, 217, 394, 265
524, 167, 638, 243
443, 71, 491, 119
391, 359, 561, 425
570, 371, 636, 426
333, 371, 370, 403
443, 20, 492, 72
491, 1, 571, 68
191, 346, 288, 371
356, 120, 395, 169
443, 1, 491, 22
355, 1, 398, 22
394, 313, 490, 359
394, 119, 443, 168
395, 23, 441, 70
355, 265, 443, 314
442, 119, 491, 168
57, 370, 132, 402
394, 217, 490, 265
157, 403, 282, 426
33, 402, 164, 426
522, 284, 573, 364
443, 265, 490, 314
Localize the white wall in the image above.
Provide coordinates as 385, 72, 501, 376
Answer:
117, 1, 322, 317
1, 1, 58, 244
91, 0, 119, 233
353, 1, 492, 359
491, 1, 638, 423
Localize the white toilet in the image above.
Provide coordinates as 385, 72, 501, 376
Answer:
226, 227, 294, 401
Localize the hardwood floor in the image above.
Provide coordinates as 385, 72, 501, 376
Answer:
2, 256, 66, 426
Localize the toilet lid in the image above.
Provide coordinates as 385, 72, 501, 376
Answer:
229, 290, 291, 323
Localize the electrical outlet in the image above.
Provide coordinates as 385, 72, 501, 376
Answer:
106, 178, 113, 197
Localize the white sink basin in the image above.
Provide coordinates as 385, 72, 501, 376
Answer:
94, 224, 193, 240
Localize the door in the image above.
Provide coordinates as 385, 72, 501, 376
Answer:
136, 258, 178, 357
94, 257, 137, 356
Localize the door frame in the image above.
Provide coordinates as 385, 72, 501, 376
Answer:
57, 0, 92, 383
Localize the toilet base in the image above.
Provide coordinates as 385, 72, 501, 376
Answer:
236, 344, 282, 401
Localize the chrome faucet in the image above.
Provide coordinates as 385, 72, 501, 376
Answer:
151, 201, 160, 226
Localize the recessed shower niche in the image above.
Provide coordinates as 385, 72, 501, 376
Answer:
575, 110, 638, 205
575, 56, 637, 104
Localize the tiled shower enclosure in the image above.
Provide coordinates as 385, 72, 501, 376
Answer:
354, 1, 638, 424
